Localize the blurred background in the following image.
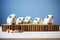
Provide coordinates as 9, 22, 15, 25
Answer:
0, 0, 60, 26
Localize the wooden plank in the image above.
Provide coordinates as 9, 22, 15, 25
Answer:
2, 24, 59, 32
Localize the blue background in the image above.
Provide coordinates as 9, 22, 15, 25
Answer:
0, 0, 60, 26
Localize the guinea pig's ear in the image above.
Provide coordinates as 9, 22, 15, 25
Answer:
9, 16, 12, 18
46, 16, 49, 18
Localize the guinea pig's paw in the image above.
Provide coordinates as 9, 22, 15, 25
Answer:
6, 29, 10, 33
10, 30, 14, 33
13, 30, 19, 33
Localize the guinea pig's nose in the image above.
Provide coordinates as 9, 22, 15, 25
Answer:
37, 22, 40, 24
13, 18, 15, 19
13, 18, 15, 21
50, 18, 51, 20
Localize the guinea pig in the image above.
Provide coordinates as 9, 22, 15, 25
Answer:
16, 17, 24, 24
24, 16, 32, 24
7, 14, 16, 25
43, 15, 54, 25
33, 17, 43, 24
6, 29, 13, 33
13, 30, 19, 33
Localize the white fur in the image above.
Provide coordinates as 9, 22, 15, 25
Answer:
44, 15, 53, 25
13, 30, 19, 33
7, 14, 16, 25
33, 17, 43, 24
16, 17, 24, 24
9, 30, 13, 33
24, 16, 32, 24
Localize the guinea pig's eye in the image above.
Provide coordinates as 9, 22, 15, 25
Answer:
23, 18, 25, 20
19, 19, 21, 20
9, 16, 12, 18
35, 19, 37, 20
47, 16, 49, 18
52, 16, 53, 18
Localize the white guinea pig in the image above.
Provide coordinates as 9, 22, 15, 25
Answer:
33, 17, 43, 24
16, 17, 24, 24
44, 15, 54, 25
7, 14, 16, 25
24, 16, 32, 24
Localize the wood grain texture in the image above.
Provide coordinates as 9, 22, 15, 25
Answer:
2, 24, 59, 32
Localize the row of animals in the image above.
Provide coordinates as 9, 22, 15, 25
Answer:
7, 14, 54, 25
